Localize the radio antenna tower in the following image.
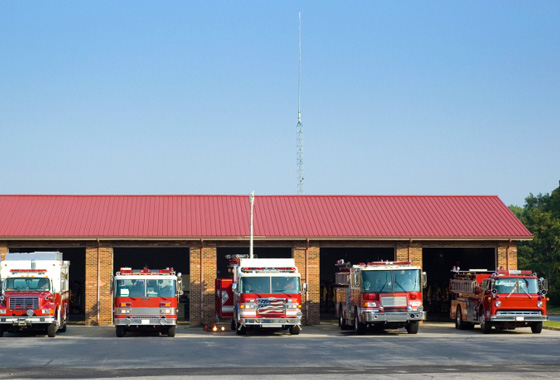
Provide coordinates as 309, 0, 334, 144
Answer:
296, 11, 304, 195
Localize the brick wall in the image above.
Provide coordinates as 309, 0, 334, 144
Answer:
189, 242, 216, 326
395, 241, 423, 267
85, 242, 113, 326
497, 241, 517, 270
293, 243, 320, 325
0, 243, 7, 261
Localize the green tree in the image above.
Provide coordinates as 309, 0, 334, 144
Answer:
510, 181, 560, 305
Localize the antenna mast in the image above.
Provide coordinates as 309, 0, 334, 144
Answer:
296, 11, 304, 195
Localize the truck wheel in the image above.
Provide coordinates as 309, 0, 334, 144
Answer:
456, 306, 464, 330
236, 324, 247, 336
339, 305, 348, 330
406, 321, 419, 334
116, 326, 126, 337
47, 323, 57, 338
167, 325, 176, 337
289, 325, 301, 335
231, 319, 236, 331
354, 309, 366, 335
531, 322, 543, 334
480, 310, 492, 334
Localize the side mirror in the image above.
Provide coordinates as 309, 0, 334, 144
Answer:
422, 272, 427, 289
540, 278, 549, 292
177, 275, 184, 296
232, 282, 238, 293
301, 283, 308, 294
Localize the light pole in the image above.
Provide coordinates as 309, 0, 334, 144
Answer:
249, 191, 255, 259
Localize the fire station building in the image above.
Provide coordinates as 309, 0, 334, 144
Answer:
0, 195, 532, 326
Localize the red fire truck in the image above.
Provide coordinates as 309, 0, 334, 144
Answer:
0, 252, 70, 337
449, 268, 548, 333
216, 255, 307, 335
335, 260, 427, 334
112, 267, 183, 337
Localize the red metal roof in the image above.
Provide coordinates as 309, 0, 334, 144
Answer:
0, 195, 532, 240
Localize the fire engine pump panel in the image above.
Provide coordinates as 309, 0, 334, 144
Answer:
449, 268, 549, 334
0, 252, 70, 337
216, 255, 307, 336
335, 260, 427, 335
112, 267, 183, 337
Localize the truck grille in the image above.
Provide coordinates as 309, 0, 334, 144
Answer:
381, 296, 407, 307
257, 298, 285, 315
496, 310, 543, 317
9, 297, 39, 310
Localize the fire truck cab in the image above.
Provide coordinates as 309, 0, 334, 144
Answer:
222, 256, 306, 336
449, 268, 548, 334
335, 260, 427, 334
112, 267, 183, 337
0, 252, 70, 337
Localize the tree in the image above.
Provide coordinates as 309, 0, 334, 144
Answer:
510, 181, 560, 305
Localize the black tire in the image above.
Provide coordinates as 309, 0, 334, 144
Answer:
167, 325, 176, 337
236, 324, 247, 336
531, 322, 543, 334
339, 305, 348, 330
354, 308, 366, 335
289, 325, 301, 335
231, 319, 236, 331
59, 318, 67, 333
116, 326, 126, 337
480, 310, 492, 334
47, 323, 57, 338
406, 321, 419, 334
456, 306, 464, 330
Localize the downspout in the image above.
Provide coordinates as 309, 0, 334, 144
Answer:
97, 238, 101, 325
408, 238, 412, 262
506, 239, 512, 270
305, 237, 309, 324
200, 237, 204, 325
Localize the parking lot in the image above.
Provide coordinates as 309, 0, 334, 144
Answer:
1, 322, 560, 379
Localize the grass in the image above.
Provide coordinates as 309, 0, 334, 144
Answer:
544, 320, 560, 328
547, 305, 560, 314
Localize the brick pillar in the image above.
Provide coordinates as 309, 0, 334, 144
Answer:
497, 241, 517, 270
0, 243, 8, 261
85, 242, 113, 326
395, 241, 423, 268
294, 242, 320, 325
189, 242, 216, 326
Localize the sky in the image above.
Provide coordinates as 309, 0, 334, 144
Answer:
1, 1, 559, 207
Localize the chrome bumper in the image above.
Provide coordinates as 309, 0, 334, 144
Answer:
240, 317, 301, 327
115, 316, 176, 326
491, 312, 547, 323
361, 310, 425, 323
0, 316, 56, 326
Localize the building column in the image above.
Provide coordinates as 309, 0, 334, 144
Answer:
293, 242, 320, 325
85, 242, 113, 326
395, 240, 423, 268
497, 241, 517, 270
189, 242, 216, 326
0, 243, 8, 261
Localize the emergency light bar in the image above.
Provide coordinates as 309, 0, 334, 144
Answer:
10, 269, 47, 273
241, 267, 296, 273
496, 270, 533, 276
117, 267, 176, 275
367, 261, 411, 266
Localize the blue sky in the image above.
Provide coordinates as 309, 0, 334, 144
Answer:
1, 1, 558, 207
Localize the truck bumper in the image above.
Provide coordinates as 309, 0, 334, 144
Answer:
491, 313, 547, 323
0, 316, 56, 327
240, 318, 301, 328
114, 316, 177, 327
361, 311, 425, 323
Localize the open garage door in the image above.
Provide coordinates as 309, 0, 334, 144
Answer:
113, 247, 190, 321
216, 247, 292, 279
422, 247, 495, 320
320, 247, 394, 318
9, 247, 85, 322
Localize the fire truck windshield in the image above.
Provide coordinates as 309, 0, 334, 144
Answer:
239, 276, 300, 294
361, 269, 420, 293
494, 278, 539, 294
116, 279, 176, 297
4, 277, 50, 292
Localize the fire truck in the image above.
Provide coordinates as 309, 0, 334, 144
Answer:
0, 252, 70, 337
112, 267, 183, 337
335, 260, 427, 334
449, 268, 548, 333
217, 255, 307, 335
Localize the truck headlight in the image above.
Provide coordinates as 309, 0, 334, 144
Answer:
42, 309, 54, 315
0, 309, 6, 314
495, 301, 501, 307
537, 301, 543, 308
160, 308, 172, 314
363, 302, 377, 308
120, 309, 131, 314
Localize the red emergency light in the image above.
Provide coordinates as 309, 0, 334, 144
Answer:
496, 270, 533, 276
10, 269, 47, 273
